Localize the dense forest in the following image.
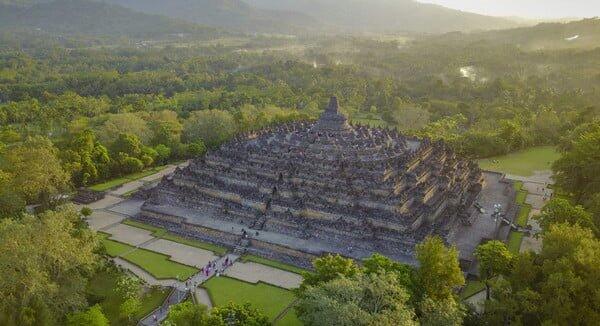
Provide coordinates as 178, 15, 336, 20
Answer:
0, 9, 599, 325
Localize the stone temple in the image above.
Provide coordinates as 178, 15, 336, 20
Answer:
138, 97, 516, 269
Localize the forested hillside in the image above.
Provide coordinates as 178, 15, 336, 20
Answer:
105, 0, 318, 33
247, 0, 520, 33
0, 0, 220, 38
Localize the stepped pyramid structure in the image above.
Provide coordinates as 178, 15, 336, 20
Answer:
138, 97, 510, 268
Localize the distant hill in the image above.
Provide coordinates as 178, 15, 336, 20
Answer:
246, 0, 520, 33
104, 0, 319, 34
0, 0, 219, 38
427, 18, 600, 51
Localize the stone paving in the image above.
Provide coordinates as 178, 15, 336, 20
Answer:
103, 223, 155, 246
194, 288, 213, 308
139, 254, 239, 326
87, 194, 124, 210
79, 161, 305, 325
223, 261, 302, 289
110, 180, 145, 196
86, 210, 125, 231
144, 239, 218, 269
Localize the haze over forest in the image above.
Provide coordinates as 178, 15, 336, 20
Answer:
1, 1, 600, 326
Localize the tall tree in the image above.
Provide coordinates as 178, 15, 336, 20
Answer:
297, 273, 417, 326
300, 254, 360, 291
0, 136, 70, 206
415, 236, 465, 301
474, 241, 513, 300
0, 205, 98, 325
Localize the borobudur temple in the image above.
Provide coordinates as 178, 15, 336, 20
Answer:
138, 97, 517, 269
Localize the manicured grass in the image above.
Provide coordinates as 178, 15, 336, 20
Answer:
460, 280, 485, 300
87, 268, 169, 326
161, 233, 228, 256
88, 165, 168, 192
513, 180, 524, 191
242, 255, 307, 275
276, 310, 303, 326
122, 248, 198, 281
477, 146, 559, 176
122, 219, 228, 255
99, 232, 135, 257
516, 190, 528, 204
203, 276, 297, 322
507, 231, 525, 254
90, 176, 132, 192
516, 204, 532, 227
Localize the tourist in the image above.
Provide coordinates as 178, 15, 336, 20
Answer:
153, 314, 157, 321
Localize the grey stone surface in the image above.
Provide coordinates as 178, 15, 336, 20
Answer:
103, 223, 155, 246
86, 211, 125, 231
224, 261, 303, 289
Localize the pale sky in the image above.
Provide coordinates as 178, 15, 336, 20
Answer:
417, 0, 599, 19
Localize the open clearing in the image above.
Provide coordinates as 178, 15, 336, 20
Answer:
203, 276, 300, 324
477, 146, 559, 176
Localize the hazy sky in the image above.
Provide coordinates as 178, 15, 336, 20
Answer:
417, 0, 599, 19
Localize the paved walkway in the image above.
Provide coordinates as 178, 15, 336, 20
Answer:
224, 261, 302, 289
139, 254, 239, 326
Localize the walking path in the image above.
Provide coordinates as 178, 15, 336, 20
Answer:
139, 254, 239, 326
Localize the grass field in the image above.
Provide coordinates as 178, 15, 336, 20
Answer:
99, 232, 135, 257
88, 165, 167, 191
477, 146, 559, 176
87, 268, 169, 325
121, 248, 198, 281
460, 280, 485, 300
122, 219, 228, 255
242, 255, 307, 275
507, 231, 525, 254
203, 276, 300, 324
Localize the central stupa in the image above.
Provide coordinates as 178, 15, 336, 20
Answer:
138, 97, 486, 268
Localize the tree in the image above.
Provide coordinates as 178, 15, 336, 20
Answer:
484, 223, 600, 325
415, 236, 465, 301
164, 301, 211, 326
296, 273, 417, 326
0, 170, 26, 218
120, 297, 141, 322
96, 113, 150, 145
419, 296, 465, 326
363, 253, 415, 298
553, 128, 600, 203
474, 241, 513, 300
211, 302, 270, 326
0, 205, 98, 325
183, 110, 237, 147
534, 198, 597, 234
0, 136, 70, 206
300, 254, 360, 290
67, 305, 109, 326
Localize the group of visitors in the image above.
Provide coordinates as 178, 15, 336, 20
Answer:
200, 256, 232, 278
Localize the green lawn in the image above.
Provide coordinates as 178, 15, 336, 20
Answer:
460, 280, 485, 300
477, 146, 559, 177
121, 248, 198, 281
507, 231, 525, 254
88, 165, 167, 192
99, 232, 135, 257
516, 204, 532, 227
122, 219, 228, 255
203, 276, 299, 323
87, 268, 169, 325
242, 255, 307, 275
276, 310, 303, 326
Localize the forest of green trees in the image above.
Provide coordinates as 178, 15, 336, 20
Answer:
1, 15, 600, 325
